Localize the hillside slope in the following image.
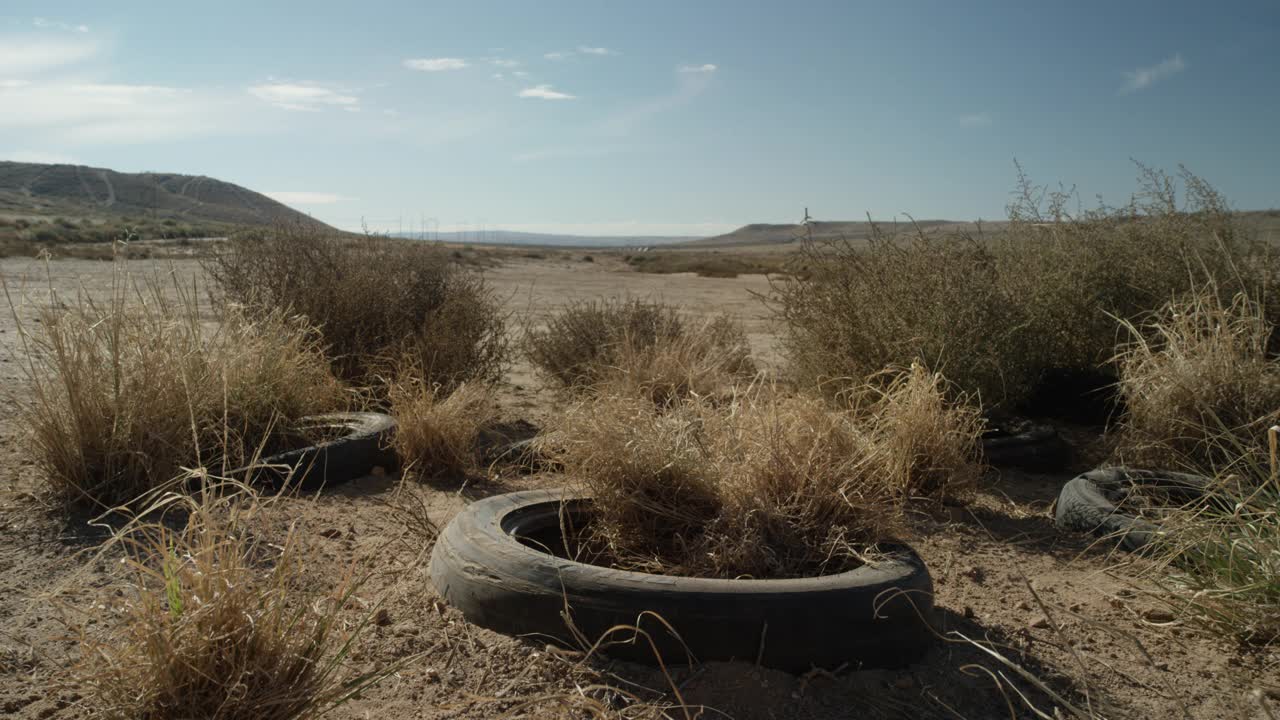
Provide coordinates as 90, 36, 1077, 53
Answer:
0, 161, 324, 228
686, 219, 978, 247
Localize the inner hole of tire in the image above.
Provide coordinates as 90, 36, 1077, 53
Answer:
508, 501, 595, 561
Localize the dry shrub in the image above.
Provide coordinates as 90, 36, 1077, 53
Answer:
540, 367, 983, 579
775, 164, 1279, 409
596, 317, 757, 407
1109, 290, 1280, 644
387, 376, 497, 480
522, 299, 754, 404
206, 224, 508, 393
12, 269, 345, 509
1114, 288, 1280, 471
80, 486, 384, 719
863, 364, 986, 502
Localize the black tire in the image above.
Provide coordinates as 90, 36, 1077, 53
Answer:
429, 489, 935, 672
981, 422, 1072, 471
237, 412, 397, 491
1054, 467, 1212, 552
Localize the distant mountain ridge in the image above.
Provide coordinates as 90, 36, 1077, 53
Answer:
685, 220, 979, 247
392, 229, 700, 248
0, 161, 326, 228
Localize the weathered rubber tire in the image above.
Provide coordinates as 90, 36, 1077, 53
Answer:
981, 423, 1072, 472
238, 412, 397, 491
429, 489, 935, 672
1054, 467, 1212, 552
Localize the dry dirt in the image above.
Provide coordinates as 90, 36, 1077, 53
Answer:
0, 254, 1277, 719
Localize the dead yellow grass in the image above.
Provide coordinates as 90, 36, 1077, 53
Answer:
79, 485, 385, 719
207, 224, 509, 394
775, 165, 1280, 410
864, 365, 986, 503
522, 299, 754, 405
1114, 288, 1280, 472
540, 367, 983, 579
387, 377, 498, 481
9, 267, 346, 509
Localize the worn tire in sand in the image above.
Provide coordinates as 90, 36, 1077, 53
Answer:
429, 489, 935, 672
238, 412, 397, 491
1054, 467, 1215, 552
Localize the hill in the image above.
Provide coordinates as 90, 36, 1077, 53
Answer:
691, 211, 1280, 249
0, 161, 325, 229
685, 219, 982, 247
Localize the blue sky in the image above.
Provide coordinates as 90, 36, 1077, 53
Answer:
1, 1, 1277, 235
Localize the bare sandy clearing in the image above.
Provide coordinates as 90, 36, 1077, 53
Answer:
0, 255, 1275, 719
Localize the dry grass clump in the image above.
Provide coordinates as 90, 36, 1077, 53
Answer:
863, 365, 986, 503
522, 298, 754, 404
386, 376, 498, 480
1109, 291, 1280, 644
206, 224, 508, 393
775, 164, 1279, 409
12, 270, 345, 509
79, 487, 383, 719
1114, 289, 1280, 471
540, 367, 983, 579
1135, 434, 1280, 646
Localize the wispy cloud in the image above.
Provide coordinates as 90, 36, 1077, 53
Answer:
0, 35, 235, 144
0, 37, 98, 75
489, 58, 521, 68
958, 112, 993, 127
518, 84, 575, 100
545, 47, 618, 61
264, 191, 348, 205
512, 70, 529, 78
1121, 54, 1186, 94
248, 82, 359, 111
0, 81, 225, 143
492, 72, 505, 80
600, 64, 719, 135
403, 57, 468, 72
33, 17, 90, 33
3, 149, 79, 164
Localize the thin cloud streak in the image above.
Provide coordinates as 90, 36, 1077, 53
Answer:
600, 64, 719, 136
265, 191, 348, 205
518, 84, 576, 100
0, 37, 98, 75
248, 82, 359, 111
33, 17, 90, 33
4, 149, 79, 164
403, 57, 468, 71
0, 81, 226, 144
1121, 54, 1186, 94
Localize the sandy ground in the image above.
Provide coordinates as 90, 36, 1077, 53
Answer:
0, 255, 1277, 719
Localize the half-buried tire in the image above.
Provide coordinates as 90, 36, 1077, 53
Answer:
981, 422, 1071, 472
238, 412, 398, 491
1054, 467, 1215, 552
429, 489, 935, 673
